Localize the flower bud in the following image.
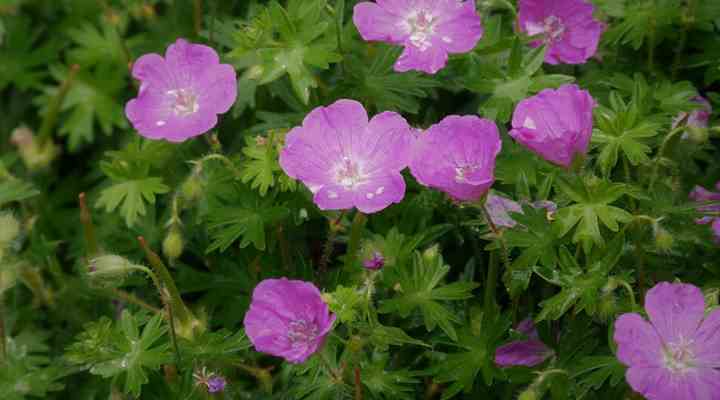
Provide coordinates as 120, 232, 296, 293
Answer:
518, 387, 539, 400
87, 255, 139, 288
162, 227, 184, 260
0, 213, 21, 245
685, 126, 709, 144
362, 251, 385, 270
180, 173, 204, 203
10, 126, 59, 171
654, 226, 674, 252
348, 335, 364, 353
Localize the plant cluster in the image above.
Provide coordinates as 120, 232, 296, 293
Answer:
0, 0, 719, 399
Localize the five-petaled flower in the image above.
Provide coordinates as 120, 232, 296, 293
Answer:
125, 38, 237, 142
689, 182, 720, 244
495, 318, 554, 367
279, 99, 413, 213
410, 115, 501, 201
509, 84, 595, 168
614, 282, 720, 400
353, 0, 484, 74
518, 0, 605, 65
244, 278, 336, 364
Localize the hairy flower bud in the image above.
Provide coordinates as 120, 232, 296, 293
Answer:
0, 213, 21, 245
87, 255, 141, 288
11, 126, 60, 171
163, 227, 184, 260
181, 173, 204, 203
654, 226, 674, 252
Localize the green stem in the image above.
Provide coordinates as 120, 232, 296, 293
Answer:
354, 366, 363, 400
137, 237, 195, 334
193, 0, 203, 37
479, 203, 511, 272
0, 299, 6, 365
648, 125, 687, 190
79, 193, 99, 258
344, 212, 367, 271
107, 288, 161, 314
484, 252, 499, 316
39, 64, 80, 146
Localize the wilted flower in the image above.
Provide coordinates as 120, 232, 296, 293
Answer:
614, 282, 720, 400
244, 278, 336, 364
518, 0, 604, 65
690, 181, 720, 243
362, 251, 385, 270
509, 84, 596, 168
486, 193, 524, 228
495, 318, 554, 367
353, 0, 483, 74
125, 39, 237, 142
410, 115, 501, 201
194, 367, 227, 394
279, 99, 413, 213
674, 96, 712, 143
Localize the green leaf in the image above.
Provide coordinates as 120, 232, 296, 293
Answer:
66, 312, 171, 398
572, 356, 626, 398
325, 285, 364, 324
363, 360, 419, 400
0, 16, 58, 90
0, 178, 40, 207
96, 177, 169, 227
379, 250, 478, 341
240, 132, 296, 196
368, 325, 428, 351
66, 23, 130, 67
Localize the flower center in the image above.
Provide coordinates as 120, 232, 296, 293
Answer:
335, 157, 367, 190
663, 337, 696, 375
287, 319, 319, 346
168, 88, 199, 117
406, 10, 437, 51
543, 15, 565, 43
455, 164, 478, 183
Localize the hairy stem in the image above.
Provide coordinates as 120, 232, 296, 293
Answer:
79, 193, 99, 258
344, 212, 367, 270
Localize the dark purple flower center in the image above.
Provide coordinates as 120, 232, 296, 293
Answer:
287, 319, 319, 346
168, 88, 199, 117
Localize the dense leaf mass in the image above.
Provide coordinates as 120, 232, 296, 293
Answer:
0, 1, 719, 399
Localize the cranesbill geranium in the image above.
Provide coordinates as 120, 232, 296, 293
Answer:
509, 84, 595, 168
125, 39, 237, 142
279, 99, 413, 213
410, 115, 501, 201
614, 282, 720, 400
673, 96, 712, 141
495, 318, 554, 367
353, 0, 483, 74
518, 0, 604, 65
244, 278, 336, 364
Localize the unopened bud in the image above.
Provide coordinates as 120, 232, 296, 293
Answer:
518, 387, 538, 400
422, 245, 440, 264
10, 126, 59, 171
162, 227, 184, 260
87, 255, 140, 287
0, 213, 21, 245
685, 126, 709, 144
180, 173, 204, 203
654, 226, 674, 252
348, 335, 364, 353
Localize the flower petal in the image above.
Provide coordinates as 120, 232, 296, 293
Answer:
495, 339, 553, 367
613, 313, 663, 368
694, 309, 720, 367
352, 173, 406, 214
645, 282, 705, 345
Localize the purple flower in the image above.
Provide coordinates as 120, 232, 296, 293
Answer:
613, 282, 720, 400
486, 193, 524, 228
690, 182, 720, 243
353, 0, 483, 74
674, 96, 712, 132
363, 251, 385, 270
509, 84, 595, 168
207, 376, 227, 393
495, 318, 554, 367
244, 278, 336, 364
125, 39, 237, 142
279, 99, 413, 214
410, 115, 501, 201
518, 0, 604, 65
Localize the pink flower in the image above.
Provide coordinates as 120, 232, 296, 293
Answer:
674, 96, 713, 141
486, 193, 524, 228
410, 115, 501, 201
495, 318, 554, 367
353, 0, 483, 74
518, 0, 604, 65
244, 278, 336, 364
689, 182, 720, 243
614, 282, 720, 400
363, 251, 385, 270
125, 39, 237, 142
279, 99, 413, 214
509, 84, 595, 168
